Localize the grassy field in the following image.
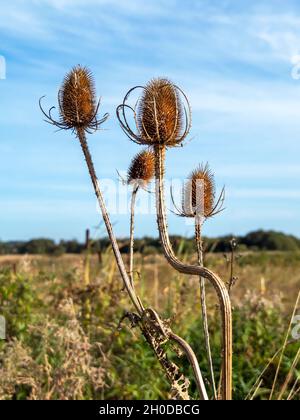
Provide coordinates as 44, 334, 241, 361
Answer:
0, 250, 299, 400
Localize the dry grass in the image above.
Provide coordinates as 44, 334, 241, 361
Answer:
0, 250, 299, 400
1, 251, 299, 312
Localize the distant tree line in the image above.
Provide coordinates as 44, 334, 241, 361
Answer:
0, 230, 299, 256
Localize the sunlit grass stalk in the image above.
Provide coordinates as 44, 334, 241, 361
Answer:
269, 290, 300, 400
278, 347, 300, 400
246, 341, 293, 400
287, 375, 300, 400
84, 229, 91, 286
288, 381, 300, 400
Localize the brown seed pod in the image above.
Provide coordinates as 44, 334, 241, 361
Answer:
127, 149, 155, 187
59, 66, 97, 130
117, 78, 191, 147
188, 164, 215, 218
39, 66, 108, 133
171, 163, 225, 220
138, 78, 183, 146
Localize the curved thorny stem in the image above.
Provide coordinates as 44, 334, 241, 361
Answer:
154, 144, 233, 400
75, 128, 208, 400
142, 308, 208, 400
169, 332, 208, 400
195, 220, 217, 399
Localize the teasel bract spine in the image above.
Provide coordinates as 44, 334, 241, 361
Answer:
118, 77, 232, 400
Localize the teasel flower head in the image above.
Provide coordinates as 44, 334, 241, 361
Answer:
39, 65, 109, 133
172, 163, 225, 221
127, 149, 155, 188
117, 78, 191, 147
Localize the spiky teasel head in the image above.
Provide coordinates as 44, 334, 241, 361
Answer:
189, 164, 215, 218
59, 66, 97, 130
172, 163, 225, 220
117, 78, 191, 147
138, 79, 184, 146
127, 149, 155, 188
39, 65, 109, 133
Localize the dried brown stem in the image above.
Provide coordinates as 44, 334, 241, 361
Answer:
129, 185, 139, 290
195, 221, 217, 399
76, 128, 143, 315
169, 332, 208, 400
142, 308, 209, 400
154, 144, 232, 400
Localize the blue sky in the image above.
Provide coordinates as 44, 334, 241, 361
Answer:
1, 0, 300, 241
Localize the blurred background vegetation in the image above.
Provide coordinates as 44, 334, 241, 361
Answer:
1, 230, 300, 256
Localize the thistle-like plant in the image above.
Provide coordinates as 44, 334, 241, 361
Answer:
117, 78, 233, 400
41, 66, 209, 400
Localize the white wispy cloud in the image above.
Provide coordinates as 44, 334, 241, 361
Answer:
1, 0, 299, 65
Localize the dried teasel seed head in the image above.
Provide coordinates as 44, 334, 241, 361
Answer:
138, 78, 184, 146
59, 66, 97, 130
183, 164, 216, 219
127, 149, 155, 187
117, 78, 191, 147
39, 66, 108, 133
